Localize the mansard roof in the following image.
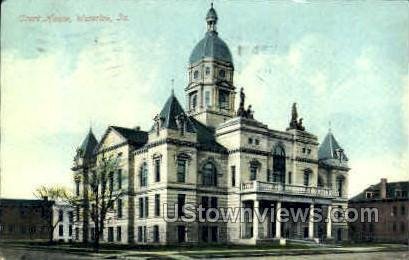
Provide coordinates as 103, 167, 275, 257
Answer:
349, 180, 409, 202
155, 93, 196, 133
78, 128, 98, 159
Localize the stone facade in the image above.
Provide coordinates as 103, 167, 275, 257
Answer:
72, 5, 350, 245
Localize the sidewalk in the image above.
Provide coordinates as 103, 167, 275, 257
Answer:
0, 241, 407, 259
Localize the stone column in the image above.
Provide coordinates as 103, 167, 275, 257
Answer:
308, 204, 314, 239
275, 201, 281, 238
253, 200, 259, 240
326, 205, 332, 238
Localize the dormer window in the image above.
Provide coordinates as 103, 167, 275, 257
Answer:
366, 192, 374, 199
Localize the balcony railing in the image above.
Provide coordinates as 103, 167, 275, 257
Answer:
241, 181, 340, 198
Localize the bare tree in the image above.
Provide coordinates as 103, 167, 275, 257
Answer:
34, 185, 71, 244
87, 153, 124, 250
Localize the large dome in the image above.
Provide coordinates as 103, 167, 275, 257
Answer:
189, 32, 233, 65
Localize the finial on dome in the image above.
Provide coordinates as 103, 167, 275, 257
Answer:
171, 78, 175, 96
206, 2, 218, 32
328, 121, 332, 133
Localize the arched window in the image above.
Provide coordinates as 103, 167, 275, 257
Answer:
336, 176, 345, 197
192, 95, 197, 110
140, 162, 148, 187
272, 145, 286, 184
303, 169, 312, 186
202, 162, 217, 186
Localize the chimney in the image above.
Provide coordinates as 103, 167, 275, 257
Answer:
380, 178, 387, 199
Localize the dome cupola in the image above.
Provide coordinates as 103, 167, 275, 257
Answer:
189, 4, 233, 65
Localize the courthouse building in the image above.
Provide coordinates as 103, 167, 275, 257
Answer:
72, 5, 350, 245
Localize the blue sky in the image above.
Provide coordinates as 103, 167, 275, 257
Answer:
1, 0, 408, 198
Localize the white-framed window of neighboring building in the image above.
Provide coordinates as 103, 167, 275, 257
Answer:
365, 191, 374, 199
140, 162, 148, 187
202, 162, 217, 186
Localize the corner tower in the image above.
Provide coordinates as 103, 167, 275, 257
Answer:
186, 4, 235, 128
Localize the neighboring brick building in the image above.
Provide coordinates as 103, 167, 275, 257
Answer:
349, 178, 409, 243
0, 199, 74, 242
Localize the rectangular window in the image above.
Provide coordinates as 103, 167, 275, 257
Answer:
144, 197, 149, 217
139, 197, 144, 218
303, 172, 309, 186
288, 172, 292, 184
117, 226, 122, 242
58, 210, 64, 222
69, 225, 72, 236
153, 225, 159, 242
155, 159, 161, 182
177, 225, 186, 243
205, 91, 211, 107
117, 199, 123, 218
177, 160, 186, 183
210, 197, 218, 219
75, 181, 80, 196
178, 194, 186, 217
108, 227, 114, 242
250, 165, 257, 181
75, 228, 79, 240
202, 196, 209, 219
211, 226, 218, 242
231, 166, 236, 187
143, 226, 147, 242
117, 169, 122, 190
202, 226, 208, 242
68, 211, 73, 223
155, 194, 160, 216
58, 225, 64, 236
137, 226, 143, 242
